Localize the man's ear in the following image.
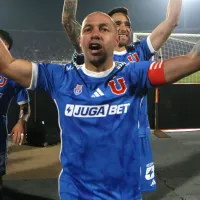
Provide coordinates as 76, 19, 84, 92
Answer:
78, 36, 82, 48
115, 35, 119, 48
5, 44, 9, 50
1, 39, 9, 50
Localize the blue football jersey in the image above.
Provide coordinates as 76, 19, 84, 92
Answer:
0, 74, 29, 128
30, 60, 154, 200
114, 37, 154, 137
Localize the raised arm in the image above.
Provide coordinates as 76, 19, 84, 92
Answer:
149, 0, 182, 51
149, 41, 200, 86
0, 39, 32, 88
163, 41, 200, 83
62, 0, 82, 53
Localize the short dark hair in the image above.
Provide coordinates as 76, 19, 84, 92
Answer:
0, 30, 13, 50
108, 7, 129, 18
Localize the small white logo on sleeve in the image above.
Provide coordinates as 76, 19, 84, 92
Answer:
150, 179, 156, 187
145, 162, 155, 180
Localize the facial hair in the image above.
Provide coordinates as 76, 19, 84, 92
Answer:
90, 53, 108, 67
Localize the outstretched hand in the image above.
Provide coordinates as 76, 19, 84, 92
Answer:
8, 120, 25, 145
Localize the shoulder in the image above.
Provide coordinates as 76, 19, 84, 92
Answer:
127, 39, 147, 52
114, 61, 127, 69
113, 62, 138, 76
36, 62, 71, 75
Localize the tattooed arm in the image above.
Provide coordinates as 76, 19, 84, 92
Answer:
62, 0, 82, 53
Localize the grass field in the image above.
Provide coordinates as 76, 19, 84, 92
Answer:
176, 71, 200, 84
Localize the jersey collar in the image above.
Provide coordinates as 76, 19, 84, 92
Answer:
113, 50, 127, 55
81, 63, 115, 78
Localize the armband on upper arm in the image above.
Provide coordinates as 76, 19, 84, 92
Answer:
148, 62, 166, 86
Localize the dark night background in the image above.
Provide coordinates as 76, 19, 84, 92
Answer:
0, 0, 199, 32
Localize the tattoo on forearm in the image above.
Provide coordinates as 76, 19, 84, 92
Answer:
191, 40, 200, 56
64, 20, 81, 38
63, 0, 81, 52
66, 1, 74, 9
19, 104, 30, 122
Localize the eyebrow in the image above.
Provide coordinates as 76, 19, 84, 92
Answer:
83, 23, 112, 28
99, 23, 112, 28
114, 20, 130, 23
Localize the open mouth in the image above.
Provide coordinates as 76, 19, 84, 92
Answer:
89, 43, 103, 54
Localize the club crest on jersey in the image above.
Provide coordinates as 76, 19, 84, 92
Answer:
127, 53, 140, 62
0, 76, 7, 87
74, 84, 83, 95
108, 77, 127, 95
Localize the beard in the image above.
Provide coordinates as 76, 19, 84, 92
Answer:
118, 41, 127, 48
88, 53, 108, 68
118, 37, 130, 48
118, 34, 131, 48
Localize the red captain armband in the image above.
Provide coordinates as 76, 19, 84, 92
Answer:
148, 62, 166, 86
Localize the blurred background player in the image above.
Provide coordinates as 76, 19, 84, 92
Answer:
62, 0, 182, 194
0, 29, 30, 199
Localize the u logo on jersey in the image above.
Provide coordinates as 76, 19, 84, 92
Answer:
127, 53, 140, 62
108, 77, 127, 95
0, 76, 7, 87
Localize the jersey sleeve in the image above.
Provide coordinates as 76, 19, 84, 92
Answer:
16, 89, 29, 105
127, 61, 154, 89
127, 61, 166, 89
134, 36, 155, 61
28, 62, 65, 97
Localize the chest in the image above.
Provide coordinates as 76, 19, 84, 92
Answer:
56, 74, 143, 119
60, 74, 139, 102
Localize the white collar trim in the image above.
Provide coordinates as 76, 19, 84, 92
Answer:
82, 63, 115, 78
114, 50, 127, 55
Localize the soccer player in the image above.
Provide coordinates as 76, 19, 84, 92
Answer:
0, 30, 30, 199
62, 0, 182, 193
0, 11, 199, 200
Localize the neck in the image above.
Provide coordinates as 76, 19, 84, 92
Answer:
114, 45, 127, 52
85, 57, 114, 72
